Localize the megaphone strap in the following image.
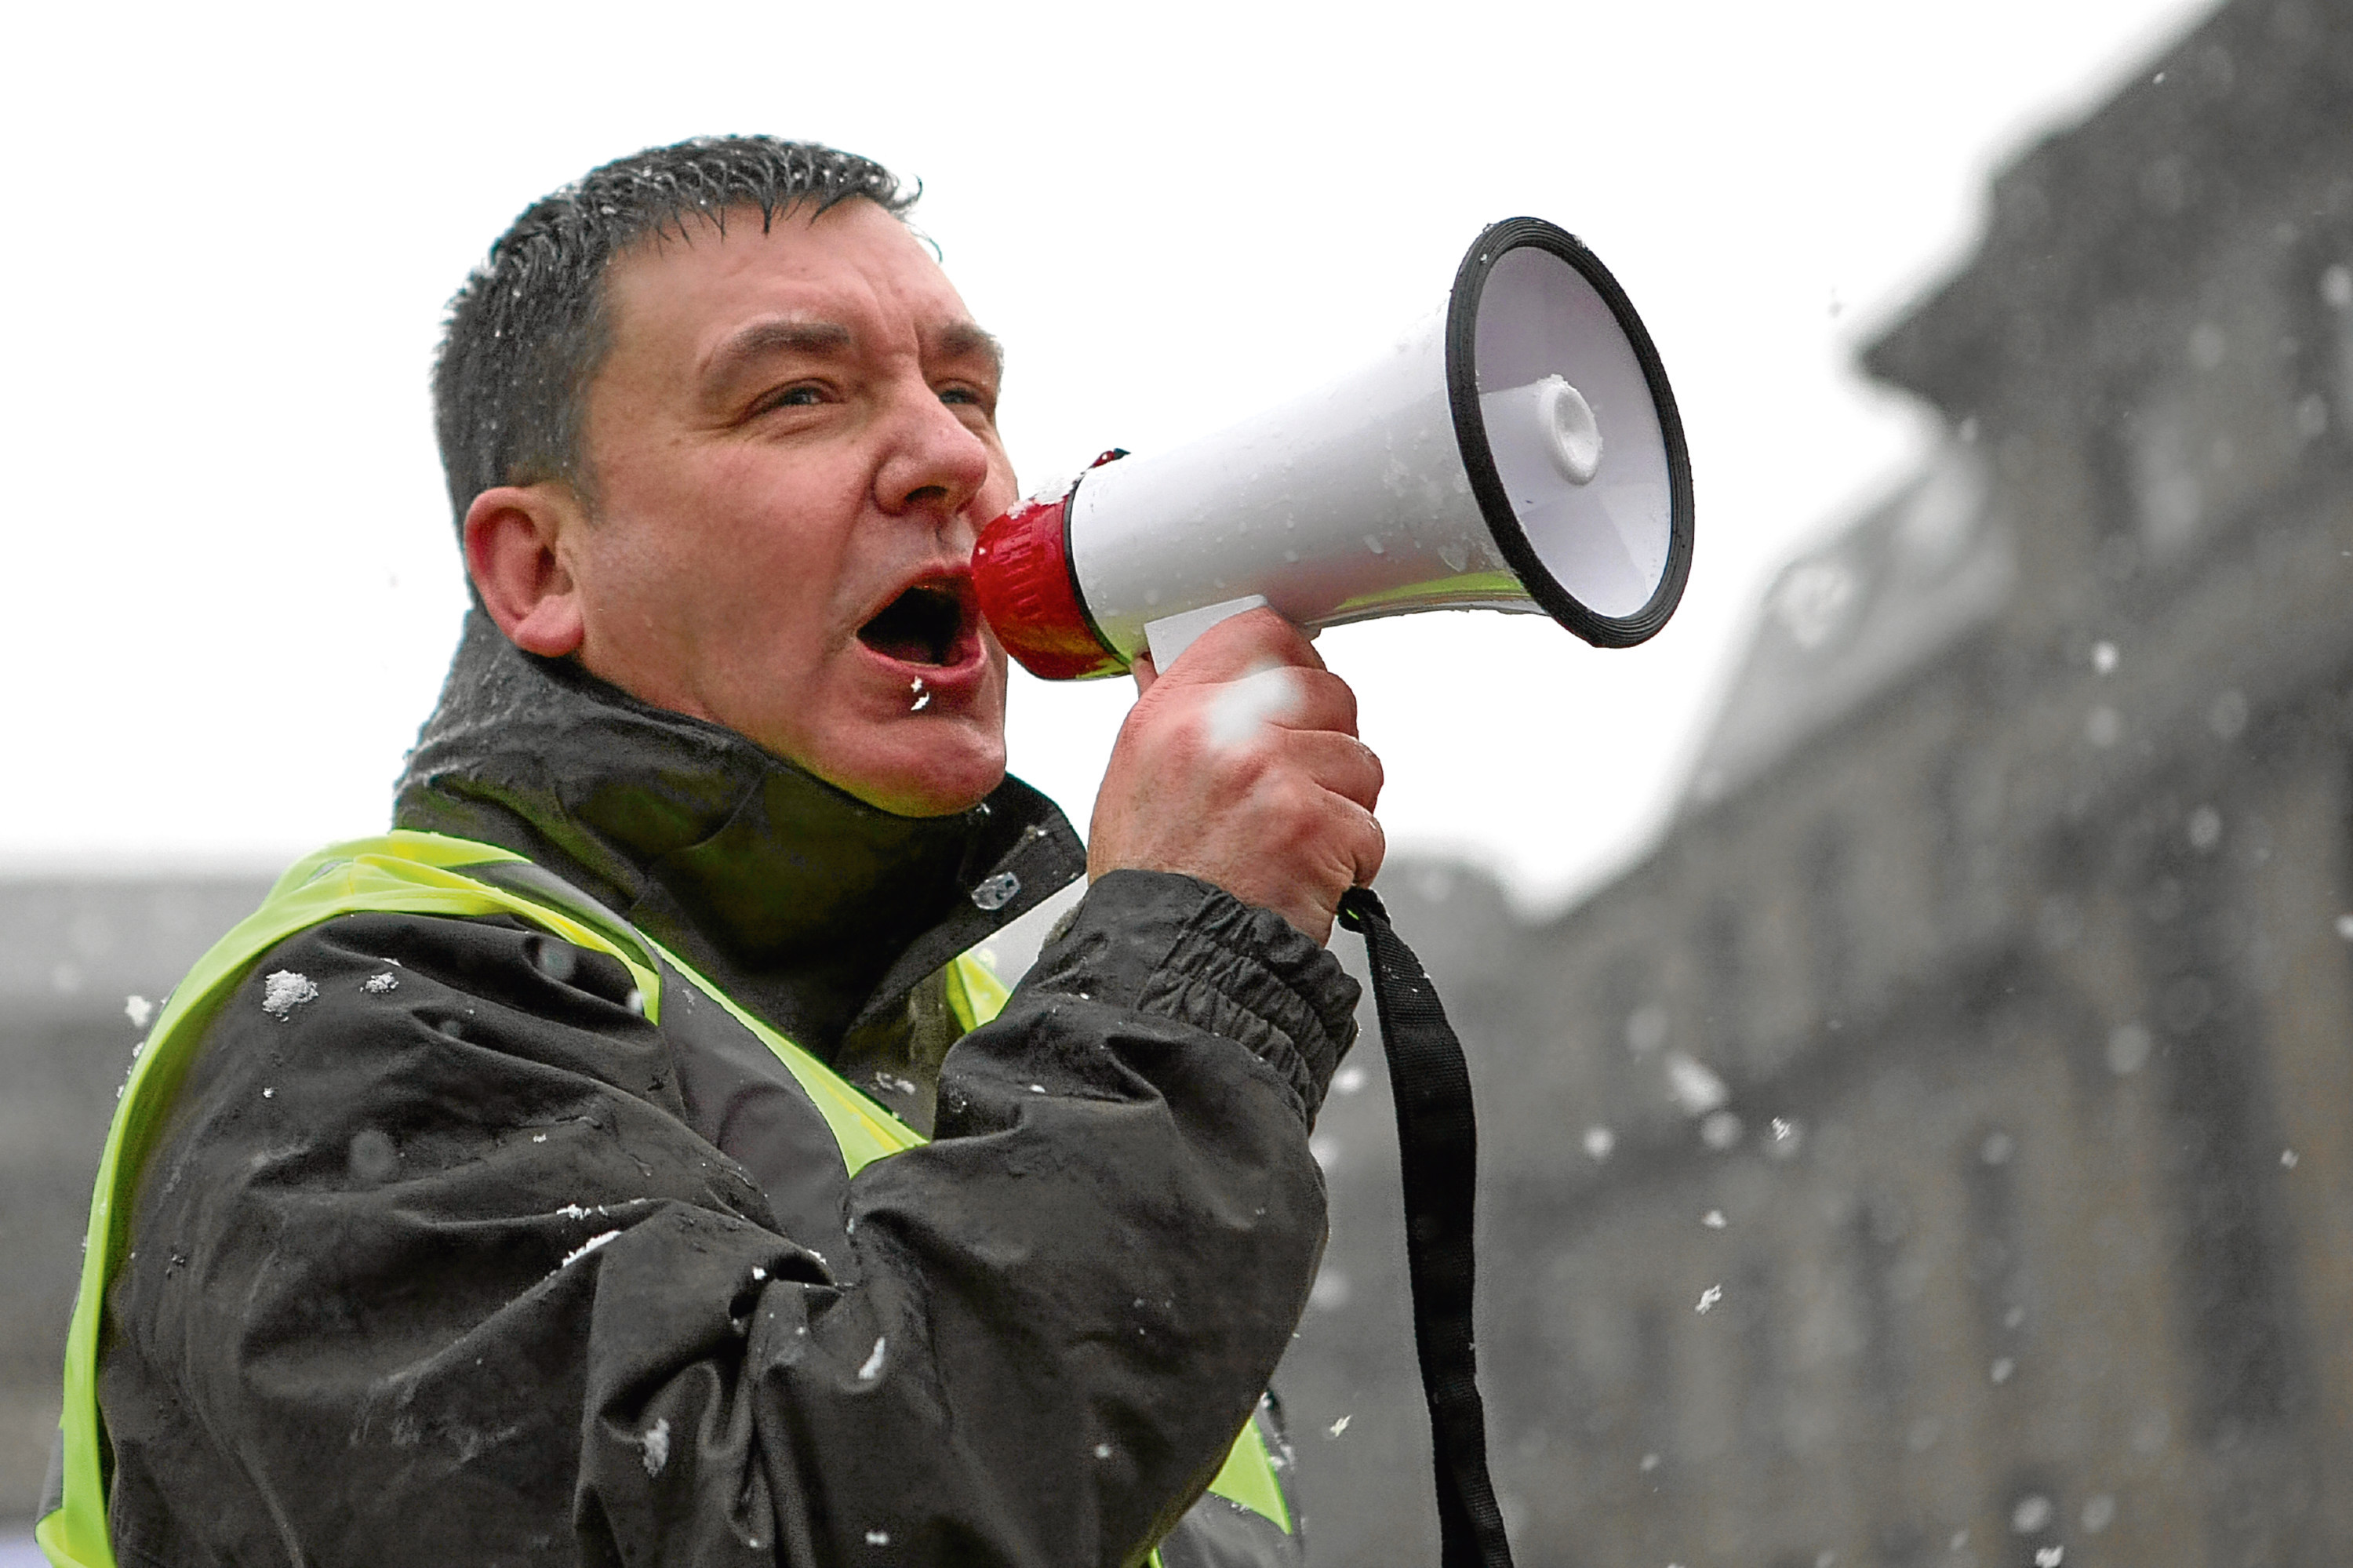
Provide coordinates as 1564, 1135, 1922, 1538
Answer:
1337, 887, 1518, 1568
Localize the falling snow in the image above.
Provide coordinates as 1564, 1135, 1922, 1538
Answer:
641, 1417, 671, 1477
124, 995, 153, 1028
1697, 1284, 1722, 1314
1664, 1051, 1729, 1115
1206, 662, 1305, 750
1326, 1415, 1351, 1438
1703, 1210, 1726, 1229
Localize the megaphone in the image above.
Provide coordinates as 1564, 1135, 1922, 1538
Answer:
973, 216, 1694, 677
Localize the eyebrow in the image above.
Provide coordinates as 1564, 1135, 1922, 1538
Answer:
701, 318, 855, 391
934, 321, 1006, 381
700, 315, 1005, 401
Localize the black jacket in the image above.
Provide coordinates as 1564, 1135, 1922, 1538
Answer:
96, 613, 1359, 1567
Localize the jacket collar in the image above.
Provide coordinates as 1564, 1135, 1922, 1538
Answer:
392, 609, 1085, 1057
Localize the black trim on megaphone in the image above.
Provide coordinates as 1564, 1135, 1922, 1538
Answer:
1446, 218, 1696, 649
1059, 448, 1129, 671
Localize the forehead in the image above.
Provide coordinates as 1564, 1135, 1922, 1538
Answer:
598, 198, 974, 371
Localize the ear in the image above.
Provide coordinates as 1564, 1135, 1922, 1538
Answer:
464, 484, 589, 657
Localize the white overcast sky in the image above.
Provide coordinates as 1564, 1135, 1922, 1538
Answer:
1, 0, 2213, 909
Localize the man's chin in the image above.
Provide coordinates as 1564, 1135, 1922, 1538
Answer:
816, 736, 1009, 820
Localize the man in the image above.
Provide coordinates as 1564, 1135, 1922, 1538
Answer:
47, 138, 1384, 1567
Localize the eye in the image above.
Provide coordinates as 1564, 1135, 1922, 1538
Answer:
938, 386, 982, 406
755, 383, 827, 414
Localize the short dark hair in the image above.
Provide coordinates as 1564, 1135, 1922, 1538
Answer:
432, 136, 916, 531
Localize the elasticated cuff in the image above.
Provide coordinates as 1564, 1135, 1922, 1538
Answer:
1021, 870, 1360, 1124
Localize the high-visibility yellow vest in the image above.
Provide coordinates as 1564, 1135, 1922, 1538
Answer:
38, 830, 1288, 1567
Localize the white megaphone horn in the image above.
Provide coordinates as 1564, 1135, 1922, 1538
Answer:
973, 217, 1695, 677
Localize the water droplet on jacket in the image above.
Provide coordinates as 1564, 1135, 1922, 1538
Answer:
971, 871, 1020, 911
530, 938, 579, 984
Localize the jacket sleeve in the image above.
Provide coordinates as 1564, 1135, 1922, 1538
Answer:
98, 871, 1358, 1568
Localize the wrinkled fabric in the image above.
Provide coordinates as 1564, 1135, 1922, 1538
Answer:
98, 619, 1358, 1567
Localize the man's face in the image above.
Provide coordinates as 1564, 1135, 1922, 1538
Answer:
562, 198, 1015, 816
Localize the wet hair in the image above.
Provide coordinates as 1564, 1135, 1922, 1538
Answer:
432, 136, 917, 531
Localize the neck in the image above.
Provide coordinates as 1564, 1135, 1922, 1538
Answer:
393, 609, 1082, 1061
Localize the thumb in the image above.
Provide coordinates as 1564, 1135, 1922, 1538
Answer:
1129, 650, 1160, 697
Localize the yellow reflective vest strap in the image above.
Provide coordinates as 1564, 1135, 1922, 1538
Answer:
38, 830, 1285, 1568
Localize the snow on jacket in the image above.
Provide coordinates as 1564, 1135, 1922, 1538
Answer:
93, 611, 1358, 1567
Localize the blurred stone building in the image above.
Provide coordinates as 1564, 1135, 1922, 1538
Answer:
5, 5, 2350, 1566
0, 877, 270, 1525
1279, 2, 2353, 1565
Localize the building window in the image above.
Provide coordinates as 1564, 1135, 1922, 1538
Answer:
2125, 383, 2209, 563
1803, 824, 1856, 1028
2322, 260, 2353, 433
1697, 897, 1749, 1064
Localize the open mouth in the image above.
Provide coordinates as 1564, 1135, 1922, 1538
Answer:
857, 579, 976, 668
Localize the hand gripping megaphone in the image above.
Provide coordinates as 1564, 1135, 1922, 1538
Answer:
973, 217, 1694, 676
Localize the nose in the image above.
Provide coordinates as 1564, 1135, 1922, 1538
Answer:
875, 380, 997, 537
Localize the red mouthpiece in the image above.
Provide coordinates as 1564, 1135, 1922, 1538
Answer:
972, 463, 1129, 681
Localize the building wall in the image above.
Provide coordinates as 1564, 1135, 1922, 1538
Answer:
1278, 2, 2353, 1563
2, 4, 2347, 1560
0, 877, 272, 1523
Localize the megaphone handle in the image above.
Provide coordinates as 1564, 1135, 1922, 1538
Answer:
1337, 886, 1518, 1568
1143, 595, 1272, 672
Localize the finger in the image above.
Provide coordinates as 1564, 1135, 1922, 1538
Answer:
1260, 668, 1359, 739
1158, 606, 1327, 686
1129, 650, 1159, 697
1282, 731, 1384, 812
1342, 799, 1387, 890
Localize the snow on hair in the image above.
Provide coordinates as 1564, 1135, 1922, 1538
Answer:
431, 136, 918, 535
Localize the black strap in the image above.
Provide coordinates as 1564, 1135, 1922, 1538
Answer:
1338, 887, 1516, 1568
